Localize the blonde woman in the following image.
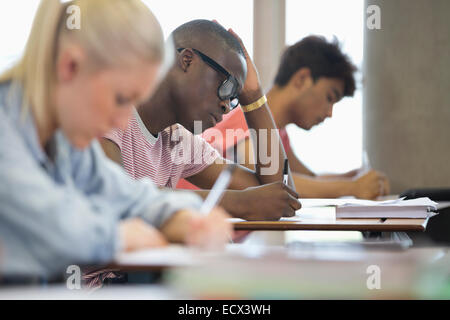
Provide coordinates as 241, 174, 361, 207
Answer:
0, 0, 231, 283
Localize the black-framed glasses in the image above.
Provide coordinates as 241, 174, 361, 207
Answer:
177, 48, 240, 109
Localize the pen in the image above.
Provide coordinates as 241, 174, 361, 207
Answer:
362, 150, 371, 173
355, 150, 372, 179
283, 158, 289, 185
200, 164, 237, 215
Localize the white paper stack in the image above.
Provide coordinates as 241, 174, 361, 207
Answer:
335, 197, 438, 218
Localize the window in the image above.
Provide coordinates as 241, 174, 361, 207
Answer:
285, 0, 364, 174
0, 1, 40, 73
142, 0, 253, 57
0, 1, 253, 73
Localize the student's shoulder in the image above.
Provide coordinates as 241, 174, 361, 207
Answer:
168, 124, 214, 145
0, 107, 15, 150
0, 91, 24, 146
162, 123, 192, 140
102, 115, 139, 147
0, 81, 12, 103
63, 134, 105, 173
0, 81, 21, 118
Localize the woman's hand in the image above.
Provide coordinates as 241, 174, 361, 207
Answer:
185, 207, 233, 249
119, 218, 168, 252
161, 207, 233, 250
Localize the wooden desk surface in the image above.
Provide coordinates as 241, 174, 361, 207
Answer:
232, 207, 429, 232
110, 243, 449, 300
233, 218, 429, 232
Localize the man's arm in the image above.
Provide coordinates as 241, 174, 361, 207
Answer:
231, 137, 389, 200
281, 138, 392, 199
99, 135, 299, 219
292, 173, 355, 198
318, 169, 360, 180
293, 170, 391, 200
231, 137, 355, 198
186, 159, 300, 220
187, 158, 258, 190
227, 136, 305, 185
229, 30, 295, 190
100, 138, 122, 165
94, 141, 233, 248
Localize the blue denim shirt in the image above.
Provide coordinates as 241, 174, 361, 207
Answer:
0, 82, 202, 278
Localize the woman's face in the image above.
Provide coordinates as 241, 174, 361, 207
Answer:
55, 47, 161, 149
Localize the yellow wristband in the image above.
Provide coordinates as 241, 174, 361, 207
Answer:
240, 95, 267, 113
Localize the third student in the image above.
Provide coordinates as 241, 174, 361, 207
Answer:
203, 36, 390, 200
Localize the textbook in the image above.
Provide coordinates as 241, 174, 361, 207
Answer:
335, 197, 438, 219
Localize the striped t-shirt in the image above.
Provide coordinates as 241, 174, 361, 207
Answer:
104, 109, 220, 188
176, 107, 291, 190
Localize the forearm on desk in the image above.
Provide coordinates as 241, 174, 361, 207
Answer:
159, 209, 194, 244
191, 189, 248, 218
293, 173, 355, 198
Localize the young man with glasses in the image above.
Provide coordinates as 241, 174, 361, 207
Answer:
100, 20, 301, 221
202, 36, 390, 200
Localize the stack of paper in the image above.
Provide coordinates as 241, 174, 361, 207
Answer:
335, 197, 438, 219
295, 197, 438, 219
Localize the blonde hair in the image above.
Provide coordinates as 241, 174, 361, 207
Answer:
0, 0, 164, 130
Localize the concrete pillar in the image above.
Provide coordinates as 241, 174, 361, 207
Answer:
363, 0, 450, 193
253, 0, 285, 92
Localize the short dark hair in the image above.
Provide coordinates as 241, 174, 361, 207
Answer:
274, 36, 357, 97
171, 19, 245, 57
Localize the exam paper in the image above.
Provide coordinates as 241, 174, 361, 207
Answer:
335, 197, 438, 219
299, 197, 437, 208
338, 197, 437, 208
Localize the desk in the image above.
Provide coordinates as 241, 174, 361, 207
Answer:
0, 285, 178, 300
108, 232, 450, 299
106, 207, 442, 299
232, 207, 429, 232
166, 242, 449, 299
110, 245, 205, 272
233, 218, 428, 232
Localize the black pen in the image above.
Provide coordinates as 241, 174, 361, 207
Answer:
283, 158, 289, 185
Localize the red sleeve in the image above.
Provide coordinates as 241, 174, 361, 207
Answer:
202, 108, 250, 156
176, 178, 199, 190
278, 127, 291, 154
